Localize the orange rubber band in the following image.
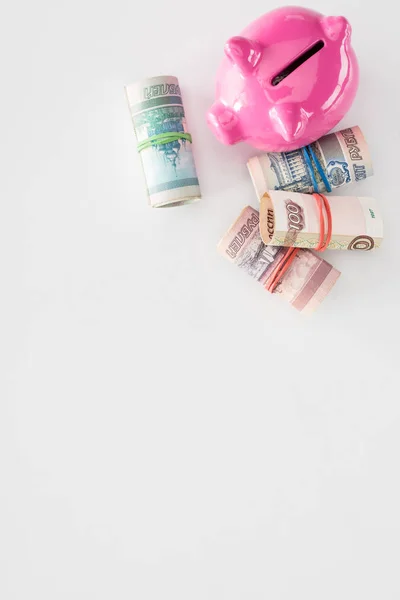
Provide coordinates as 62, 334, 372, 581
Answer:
265, 193, 332, 293
313, 193, 332, 251
265, 247, 299, 293
264, 194, 332, 294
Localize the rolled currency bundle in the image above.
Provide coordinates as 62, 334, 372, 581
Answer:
125, 76, 201, 208
218, 206, 340, 314
248, 126, 373, 197
259, 191, 383, 251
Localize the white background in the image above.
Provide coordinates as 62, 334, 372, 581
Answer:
1, 0, 399, 598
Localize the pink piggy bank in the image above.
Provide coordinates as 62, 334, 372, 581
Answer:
207, 6, 359, 152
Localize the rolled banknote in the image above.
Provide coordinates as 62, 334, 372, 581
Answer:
218, 206, 340, 314
125, 76, 201, 208
248, 126, 373, 197
259, 191, 383, 251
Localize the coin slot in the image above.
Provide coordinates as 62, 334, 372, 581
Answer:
271, 40, 324, 86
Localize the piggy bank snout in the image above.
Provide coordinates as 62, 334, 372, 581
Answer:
207, 103, 243, 145
207, 101, 309, 148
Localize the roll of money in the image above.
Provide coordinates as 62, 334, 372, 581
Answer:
248, 126, 373, 198
125, 76, 201, 208
259, 191, 383, 251
218, 206, 340, 314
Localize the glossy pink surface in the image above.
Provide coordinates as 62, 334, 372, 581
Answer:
207, 6, 359, 152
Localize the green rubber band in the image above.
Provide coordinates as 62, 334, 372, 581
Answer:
137, 132, 192, 153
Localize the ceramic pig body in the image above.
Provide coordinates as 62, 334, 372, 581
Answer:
207, 7, 359, 152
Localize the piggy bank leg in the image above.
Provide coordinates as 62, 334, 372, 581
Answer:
207, 102, 243, 145
269, 103, 309, 144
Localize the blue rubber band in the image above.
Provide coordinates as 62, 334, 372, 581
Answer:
307, 144, 332, 192
302, 147, 319, 192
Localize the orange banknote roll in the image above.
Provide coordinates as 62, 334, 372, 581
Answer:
218, 206, 340, 314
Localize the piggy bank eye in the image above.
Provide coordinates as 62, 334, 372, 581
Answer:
271, 40, 324, 86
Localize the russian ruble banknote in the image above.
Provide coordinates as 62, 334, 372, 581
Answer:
125, 76, 201, 208
248, 126, 373, 197
218, 206, 340, 314
259, 191, 383, 250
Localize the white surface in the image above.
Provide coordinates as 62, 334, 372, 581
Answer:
1, 0, 400, 598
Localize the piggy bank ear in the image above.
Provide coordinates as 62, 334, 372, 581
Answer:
207, 102, 243, 145
224, 36, 263, 75
320, 15, 351, 41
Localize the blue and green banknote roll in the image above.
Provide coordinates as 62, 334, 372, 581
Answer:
125, 75, 201, 208
248, 126, 373, 198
